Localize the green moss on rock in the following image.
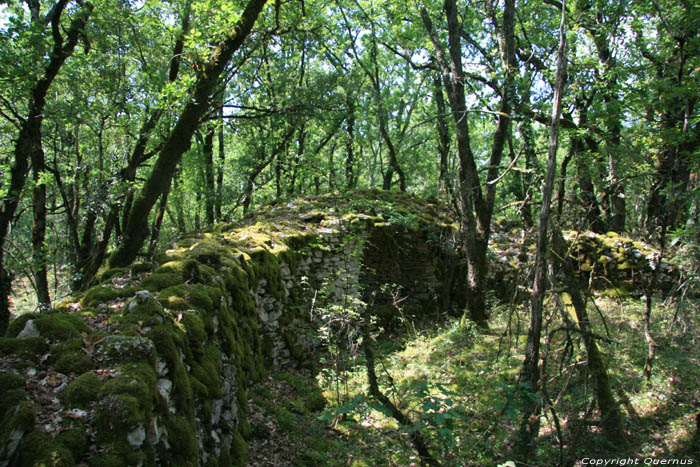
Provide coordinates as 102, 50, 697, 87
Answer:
0, 337, 49, 358
0, 401, 36, 462
55, 422, 88, 461
131, 262, 154, 275
52, 338, 93, 374
142, 272, 184, 292
95, 335, 156, 367
17, 429, 75, 467
148, 325, 194, 419
96, 267, 130, 284
230, 430, 247, 466
5, 313, 37, 338
164, 415, 199, 465
155, 260, 201, 282
64, 371, 103, 408
81, 286, 135, 307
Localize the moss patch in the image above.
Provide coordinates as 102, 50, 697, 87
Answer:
18, 429, 75, 466
52, 338, 93, 374
63, 371, 103, 408
0, 337, 49, 358
81, 286, 134, 307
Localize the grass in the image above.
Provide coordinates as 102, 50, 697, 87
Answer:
251, 294, 700, 466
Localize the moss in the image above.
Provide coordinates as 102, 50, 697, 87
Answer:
5, 313, 37, 338
142, 272, 184, 292
182, 312, 207, 353
100, 363, 155, 408
230, 429, 247, 466
33, 313, 89, 340
0, 337, 49, 357
0, 373, 26, 419
64, 371, 103, 408
0, 389, 26, 422
155, 260, 201, 282
164, 415, 199, 465
157, 283, 215, 312
96, 267, 130, 284
17, 429, 75, 466
0, 401, 36, 462
93, 394, 146, 443
130, 262, 154, 275
55, 422, 88, 461
95, 335, 156, 367
148, 325, 193, 419
81, 286, 134, 307
190, 345, 222, 399
52, 338, 93, 375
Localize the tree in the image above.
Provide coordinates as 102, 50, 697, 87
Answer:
0, 0, 93, 334
421, 0, 515, 326
109, 0, 268, 267
517, 0, 567, 456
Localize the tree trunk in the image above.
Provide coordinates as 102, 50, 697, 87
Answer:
517, 2, 566, 458
0, 0, 93, 332
216, 108, 225, 221
345, 97, 356, 191
433, 75, 451, 199
31, 148, 51, 309
203, 126, 216, 226
109, 0, 267, 267
551, 229, 625, 444
421, 0, 514, 327
574, 135, 607, 233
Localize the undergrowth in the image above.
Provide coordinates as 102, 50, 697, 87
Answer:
249, 295, 700, 466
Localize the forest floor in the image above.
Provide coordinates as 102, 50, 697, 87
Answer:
245, 294, 700, 466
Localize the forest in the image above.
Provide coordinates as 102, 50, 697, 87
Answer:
0, 0, 699, 465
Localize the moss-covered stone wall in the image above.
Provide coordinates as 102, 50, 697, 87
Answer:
0, 191, 463, 467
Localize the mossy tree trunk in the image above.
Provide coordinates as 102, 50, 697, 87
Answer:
0, 0, 92, 332
109, 0, 268, 267
517, 3, 566, 458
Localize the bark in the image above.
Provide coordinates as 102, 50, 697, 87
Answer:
421, 0, 514, 327
203, 126, 216, 226
31, 146, 51, 309
216, 107, 225, 221
345, 97, 356, 191
573, 134, 607, 233
433, 75, 451, 199
110, 0, 268, 267
517, 2, 566, 458
551, 229, 625, 444
556, 145, 572, 219
0, 0, 92, 332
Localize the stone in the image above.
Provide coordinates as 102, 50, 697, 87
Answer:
17, 320, 40, 339
127, 424, 147, 447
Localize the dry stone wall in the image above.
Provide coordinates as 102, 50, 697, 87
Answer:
0, 191, 462, 467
